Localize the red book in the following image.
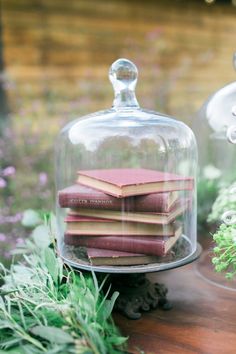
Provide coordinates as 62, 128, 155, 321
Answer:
58, 184, 178, 212
65, 215, 176, 236
77, 168, 193, 197
68, 198, 189, 225
87, 248, 160, 266
64, 224, 182, 256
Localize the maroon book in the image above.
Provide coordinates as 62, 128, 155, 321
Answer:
87, 248, 159, 266
77, 168, 193, 197
64, 224, 182, 256
68, 198, 188, 225
58, 184, 178, 212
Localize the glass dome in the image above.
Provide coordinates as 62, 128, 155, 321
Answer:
55, 58, 197, 272
194, 53, 236, 184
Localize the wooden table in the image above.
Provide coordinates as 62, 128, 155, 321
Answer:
115, 250, 236, 354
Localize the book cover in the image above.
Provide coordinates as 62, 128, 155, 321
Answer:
65, 224, 182, 256
77, 168, 193, 197
65, 215, 176, 236
58, 183, 178, 212
87, 248, 160, 266
68, 198, 188, 225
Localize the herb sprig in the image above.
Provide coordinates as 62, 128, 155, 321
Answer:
0, 214, 127, 353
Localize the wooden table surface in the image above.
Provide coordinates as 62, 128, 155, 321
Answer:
115, 250, 236, 354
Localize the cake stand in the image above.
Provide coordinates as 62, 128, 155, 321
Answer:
62, 238, 202, 319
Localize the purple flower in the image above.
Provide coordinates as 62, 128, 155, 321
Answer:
0, 177, 7, 188
0, 233, 6, 241
16, 237, 24, 245
39, 172, 48, 186
0, 213, 22, 224
3, 166, 16, 177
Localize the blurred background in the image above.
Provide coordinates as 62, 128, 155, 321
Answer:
1, 0, 236, 263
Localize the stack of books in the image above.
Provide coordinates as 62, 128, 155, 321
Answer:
58, 168, 193, 266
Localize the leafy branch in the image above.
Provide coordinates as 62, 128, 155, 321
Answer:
0, 213, 127, 353
212, 223, 236, 279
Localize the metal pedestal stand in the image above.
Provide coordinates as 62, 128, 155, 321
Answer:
108, 273, 171, 319
63, 240, 202, 319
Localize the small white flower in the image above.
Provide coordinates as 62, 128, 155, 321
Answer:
231, 229, 236, 243
203, 165, 222, 180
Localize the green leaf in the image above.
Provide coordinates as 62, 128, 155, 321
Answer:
41, 346, 71, 354
0, 297, 6, 312
49, 213, 57, 238
23, 344, 47, 354
30, 326, 74, 344
22, 210, 42, 228
10, 247, 29, 255
4, 265, 33, 288
100, 291, 119, 321
44, 248, 58, 284
107, 335, 128, 346
0, 349, 26, 354
0, 319, 13, 329
31, 225, 51, 249
0, 337, 22, 350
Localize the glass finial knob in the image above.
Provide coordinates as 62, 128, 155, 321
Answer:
109, 58, 139, 109
109, 58, 138, 91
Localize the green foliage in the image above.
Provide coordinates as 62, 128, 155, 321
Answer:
0, 216, 127, 353
212, 223, 236, 279
208, 182, 236, 224
197, 177, 219, 229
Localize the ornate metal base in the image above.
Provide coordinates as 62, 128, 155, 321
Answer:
109, 273, 172, 319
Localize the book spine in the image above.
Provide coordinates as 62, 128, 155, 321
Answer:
59, 192, 169, 212
64, 235, 166, 256
59, 193, 125, 210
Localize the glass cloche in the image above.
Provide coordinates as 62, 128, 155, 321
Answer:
55, 58, 198, 272
194, 53, 236, 184
193, 53, 236, 229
